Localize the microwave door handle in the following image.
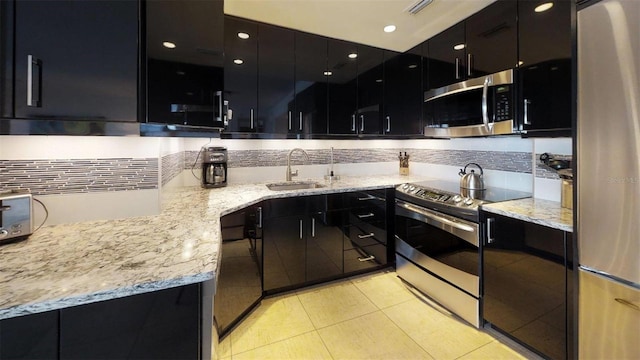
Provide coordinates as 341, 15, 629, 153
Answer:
482, 76, 491, 131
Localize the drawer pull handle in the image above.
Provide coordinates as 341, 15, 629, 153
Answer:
358, 255, 375, 262
0, 205, 11, 211
358, 233, 375, 239
357, 213, 375, 219
615, 298, 640, 311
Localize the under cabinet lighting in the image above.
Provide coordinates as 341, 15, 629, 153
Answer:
384, 25, 396, 33
162, 41, 176, 49
348, 53, 358, 59
535, 2, 553, 12
233, 59, 244, 65
453, 43, 465, 50
237, 32, 250, 39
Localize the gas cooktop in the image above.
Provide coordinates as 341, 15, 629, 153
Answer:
396, 179, 531, 221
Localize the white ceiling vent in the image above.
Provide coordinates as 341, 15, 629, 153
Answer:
406, 0, 435, 15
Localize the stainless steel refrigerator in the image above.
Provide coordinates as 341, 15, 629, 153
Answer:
577, 0, 640, 358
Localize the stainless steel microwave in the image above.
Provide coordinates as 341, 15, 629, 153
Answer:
423, 69, 517, 138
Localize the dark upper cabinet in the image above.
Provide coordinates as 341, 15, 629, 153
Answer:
327, 39, 359, 134
146, 0, 225, 128
518, 0, 572, 134
294, 32, 328, 135
257, 24, 295, 134
383, 46, 423, 135
356, 45, 384, 135
224, 17, 258, 132
465, 0, 517, 78
426, 22, 465, 90
5, 0, 137, 122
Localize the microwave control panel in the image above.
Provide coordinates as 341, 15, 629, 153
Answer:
494, 85, 513, 121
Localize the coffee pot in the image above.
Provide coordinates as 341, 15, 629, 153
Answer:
201, 146, 227, 188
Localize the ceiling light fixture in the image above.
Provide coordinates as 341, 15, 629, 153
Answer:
348, 53, 358, 59
237, 32, 250, 39
406, 0, 435, 14
534, 2, 554, 12
384, 25, 396, 33
453, 44, 465, 50
324, 71, 333, 76
233, 59, 244, 65
162, 41, 176, 49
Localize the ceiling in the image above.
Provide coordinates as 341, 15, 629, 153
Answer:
224, 0, 497, 53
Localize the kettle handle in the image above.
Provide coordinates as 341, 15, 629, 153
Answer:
463, 163, 484, 175
458, 168, 465, 176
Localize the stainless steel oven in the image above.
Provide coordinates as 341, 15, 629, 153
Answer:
394, 180, 531, 328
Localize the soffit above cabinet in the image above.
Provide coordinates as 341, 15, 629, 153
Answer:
224, 0, 496, 52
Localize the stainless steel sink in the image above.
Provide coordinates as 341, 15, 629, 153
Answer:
265, 181, 325, 191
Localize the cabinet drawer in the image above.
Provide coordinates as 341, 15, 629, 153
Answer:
346, 225, 386, 249
344, 244, 387, 273
262, 196, 309, 218
348, 210, 386, 230
344, 190, 387, 209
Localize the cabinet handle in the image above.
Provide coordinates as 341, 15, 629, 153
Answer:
386, 116, 390, 133
358, 255, 375, 262
357, 213, 375, 219
299, 219, 303, 239
250, 108, 254, 129
358, 233, 375, 239
311, 217, 315, 237
351, 114, 356, 132
487, 218, 495, 244
524, 99, 532, 125
467, 53, 473, 77
357, 196, 375, 201
27, 55, 42, 107
455, 57, 461, 80
0, 205, 11, 211
288, 111, 292, 130
299, 112, 303, 131
360, 115, 364, 132
216, 90, 223, 123
614, 298, 640, 311
257, 207, 263, 228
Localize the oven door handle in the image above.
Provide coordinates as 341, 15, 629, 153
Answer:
396, 200, 475, 233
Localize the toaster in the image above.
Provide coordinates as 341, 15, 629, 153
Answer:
0, 190, 33, 244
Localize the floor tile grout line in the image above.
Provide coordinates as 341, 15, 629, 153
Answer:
229, 329, 322, 359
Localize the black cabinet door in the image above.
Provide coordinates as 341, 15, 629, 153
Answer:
356, 45, 384, 135
0, 310, 59, 360
0, 1, 14, 119
518, 0, 572, 134
426, 22, 465, 90
383, 47, 423, 135
294, 32, 328, 135
327, 39, 358, 134
306, 211, 345, 282
465, 0, 517, 78
263, 214, 307, 291
146, 0, 224, 128
12, 0, 137, 121
224, 17, 258, 132
483, 213, 569, 360
60, 285, 201, 360
258, 24, 295, 134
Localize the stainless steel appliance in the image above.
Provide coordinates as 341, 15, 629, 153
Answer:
577, 0, 640, 358
201, 146, 227, 188
424, 69, 516, 138
395, 180, 530, 327
0, 190, 33, 244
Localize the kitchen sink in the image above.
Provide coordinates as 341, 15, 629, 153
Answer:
265, 181, 325, 191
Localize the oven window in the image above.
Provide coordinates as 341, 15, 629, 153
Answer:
396, 214, 479, 276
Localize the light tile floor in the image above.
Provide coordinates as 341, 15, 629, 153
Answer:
216, 269, 543, 360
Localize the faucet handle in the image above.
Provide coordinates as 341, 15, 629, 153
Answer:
290, 169, 299, 178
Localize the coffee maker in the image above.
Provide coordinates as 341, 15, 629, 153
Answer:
201, 146, 227, 188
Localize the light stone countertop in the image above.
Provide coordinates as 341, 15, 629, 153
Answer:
0, 174, 426, 320
481, 198, 574, 233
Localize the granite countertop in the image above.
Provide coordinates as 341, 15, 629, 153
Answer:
481, 198, 573, 232
0, 174, 425, 320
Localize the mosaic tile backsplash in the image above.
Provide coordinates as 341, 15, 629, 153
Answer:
0, 159, 158, 195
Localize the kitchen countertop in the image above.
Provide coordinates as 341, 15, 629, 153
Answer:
481, 198, 573, 232
0, 175, 426, 320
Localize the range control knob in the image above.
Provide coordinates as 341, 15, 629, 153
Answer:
409, 185, 416, 191
0, 229, 8, 239
452, 195, 463, 203
463, 198, 475, 206
402, 184, 409, 190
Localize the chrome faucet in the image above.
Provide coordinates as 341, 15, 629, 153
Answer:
286, 148, 310, 181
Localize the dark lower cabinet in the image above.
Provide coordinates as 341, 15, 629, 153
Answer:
0, 284, 201, 360
482, 212, 573, 360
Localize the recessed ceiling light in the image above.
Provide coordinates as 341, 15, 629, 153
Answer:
384, 25, 396, 33
324, 71, 333, 76
348, 53, 358, 59
518, 60, 524, 66
453, 44, 465, 50
534, 2, 553, 12
233, 59, 244, 65
237, 32, 250, 39
162, 41, 176, 49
